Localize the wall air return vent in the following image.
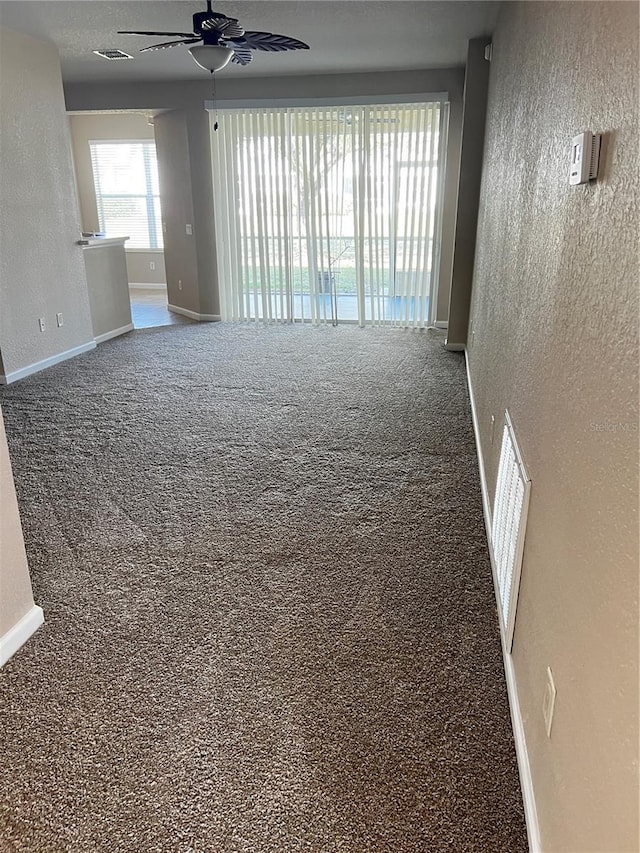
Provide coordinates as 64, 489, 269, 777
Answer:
491, 410, 531, 652
93, 49, 133, 61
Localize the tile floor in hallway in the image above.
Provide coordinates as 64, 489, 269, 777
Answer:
128, 286, 194, 329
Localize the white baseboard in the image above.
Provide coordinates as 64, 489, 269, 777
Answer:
433, 320, 448, 330
503, 651, 542, 852
0, 340, 96, 385
465, 349, 542, 853
95, 323, 134, 344
444, 341, 465, 351
168, 304, 221, 322
128, 282, 167, 290
0, 605, 44, 667
465, 350, 493, 531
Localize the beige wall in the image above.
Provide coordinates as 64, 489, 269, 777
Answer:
436, 94, 462, 323
153, 110, 201, 315
446, 37, 490, 345
64, 68, 465, 114
65, 69, 465, 324
68, 112, 167, 285
125, 252, 166, 287
468, 2, 639, 850
0, 407, 39, 644
0, 28, 94, 378
83, 243, 133, 339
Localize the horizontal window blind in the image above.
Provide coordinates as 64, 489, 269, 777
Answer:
89, 141, 163, 250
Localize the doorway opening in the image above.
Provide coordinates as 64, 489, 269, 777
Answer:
88, 137, 175, 328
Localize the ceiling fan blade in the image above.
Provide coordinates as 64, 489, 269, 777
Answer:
118, 31, 197, 38
201, 17, 245, 38
231, 48, 253, 66
238, 31, 310, 52
140, 38, 202, 52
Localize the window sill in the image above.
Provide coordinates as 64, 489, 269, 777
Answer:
125, 248, 165, 254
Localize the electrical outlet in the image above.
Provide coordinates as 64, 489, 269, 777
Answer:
178, 279, 183, 291
38, 317, 46, 332
490, 414, 496, 445
150, 261, 155, 271
185, 224, 193, 236
543, 667, 557, 737
56, 312, 63, 328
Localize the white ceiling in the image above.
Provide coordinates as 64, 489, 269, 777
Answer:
0, 1, 500, 82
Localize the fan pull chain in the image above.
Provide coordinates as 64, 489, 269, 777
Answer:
211, 72, 219, 132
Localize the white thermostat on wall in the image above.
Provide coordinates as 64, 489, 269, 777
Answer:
569, 131, 601, 185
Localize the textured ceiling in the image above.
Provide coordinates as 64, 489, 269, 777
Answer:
0, 1, 500, 82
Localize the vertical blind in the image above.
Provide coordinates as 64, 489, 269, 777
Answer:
89, 141, 163, 249
211, 102, 445, 327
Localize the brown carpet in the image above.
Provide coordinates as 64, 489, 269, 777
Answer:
0, 323, 527, 853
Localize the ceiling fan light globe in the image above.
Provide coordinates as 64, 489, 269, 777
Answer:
188, 45, 233, 72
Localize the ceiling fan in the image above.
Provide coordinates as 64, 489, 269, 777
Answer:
118, 0, 310, 72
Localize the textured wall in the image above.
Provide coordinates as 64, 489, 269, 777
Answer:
0, 406, 37, 640
468, 2, 639, 850
0, 28, 94, 376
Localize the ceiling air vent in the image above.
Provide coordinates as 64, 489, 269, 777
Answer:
93, 49, 133, 61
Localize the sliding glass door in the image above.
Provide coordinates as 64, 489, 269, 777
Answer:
211, 102, 446, 328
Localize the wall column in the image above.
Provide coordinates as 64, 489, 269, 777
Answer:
186, 106, 221, 318
445, 37, 491, 349
0, 407, 43, 666
154, 107, 221, 321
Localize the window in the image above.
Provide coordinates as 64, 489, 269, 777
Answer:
89, 141, 163, 249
